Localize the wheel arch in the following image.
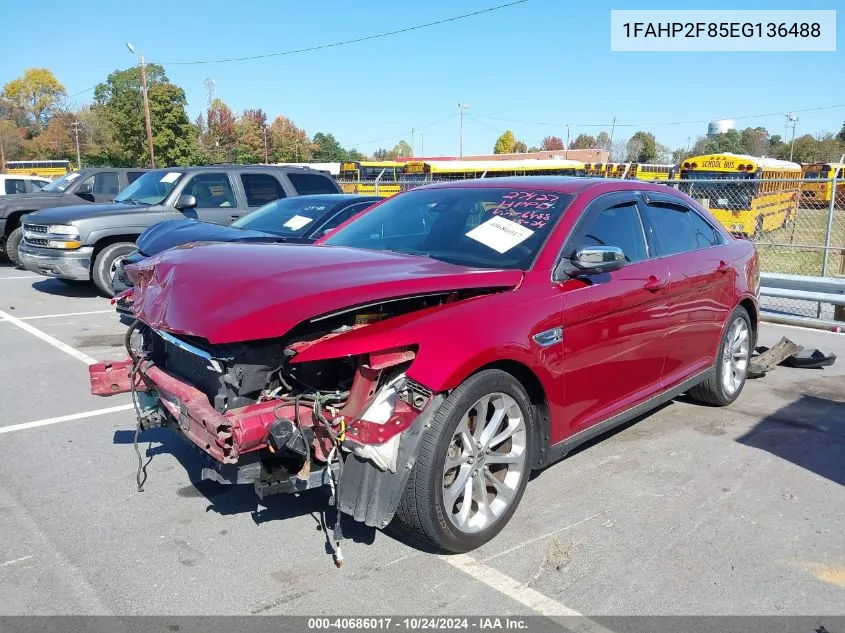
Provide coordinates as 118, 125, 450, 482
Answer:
467, 358, 552, 471
737, 296, 758, 347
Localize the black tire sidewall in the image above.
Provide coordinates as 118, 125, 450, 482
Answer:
422, 370, 534, 553
714, 307, 752, 405
93, 243, 135, 297
7, 228, 23, 266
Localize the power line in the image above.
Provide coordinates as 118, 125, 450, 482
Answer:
347, 113, 458, 147
472, 103, 845, 129
158, 1, 529, 66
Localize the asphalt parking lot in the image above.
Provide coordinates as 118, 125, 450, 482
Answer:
1, 261, 844, 618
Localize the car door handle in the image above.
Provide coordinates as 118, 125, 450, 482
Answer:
643, 276, 666, 292
229, 215, 240, 221
716, 260, 731, 274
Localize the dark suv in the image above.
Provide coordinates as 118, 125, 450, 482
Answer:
0, 168, 148, 265
18, 165, 340, 296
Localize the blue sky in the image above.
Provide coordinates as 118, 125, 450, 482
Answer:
2, 0, 843, 157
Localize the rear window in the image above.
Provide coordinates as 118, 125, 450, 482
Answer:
241, 173, 286, 206
4, 179, 26, 195
287, 172, 338, 195
128, 171, 146, 184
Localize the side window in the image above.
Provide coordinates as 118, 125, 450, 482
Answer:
577, 203, 647, 263
127, 171, 146, 184
5, 179, 26, 195
321, 203, 369, 232
241, 173, 285, 207
94, 172, 120, 195
643, 204, 697, 256
690, 211, 724, 248
76, 174, 96, 194
183, 173, 236, 207
287, 172, 339, 195
33, 179, 50, 190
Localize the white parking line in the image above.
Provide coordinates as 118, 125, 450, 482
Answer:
480, 513, 604, 563
441, 553, 580, 617
0, 308, 98, 365
0, 556, 34, 567
0, 404, 134, 435
0, 275, 39, 280
0, 309, 114, 322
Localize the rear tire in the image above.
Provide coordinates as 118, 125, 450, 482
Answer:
687, 306, 752, 406
92, 242, 135, 298
6, 228, 23, 267
393, 369, 534, 553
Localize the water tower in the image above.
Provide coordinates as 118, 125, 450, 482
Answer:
707, 119, 735, 136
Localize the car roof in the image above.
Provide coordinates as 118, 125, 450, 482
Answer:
414, 176, 684, 196
0, 174, 49, 180
169, 164, 337, 174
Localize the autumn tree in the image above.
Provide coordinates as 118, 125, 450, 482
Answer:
236, 108, 268, 163
0, 120, 23, 167
493, 130, 516, 154
201, 98, 238, 163
541, 136, 565, 151
2, 68, 66, 130
269, 115, 312, 162
571, 133, 597, 150
513, 140, 527, 153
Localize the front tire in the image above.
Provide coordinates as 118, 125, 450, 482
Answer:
687, 306, 752, 406
92, 242, 135, 298
6, 227, 23, 267
394, 369, 534, 553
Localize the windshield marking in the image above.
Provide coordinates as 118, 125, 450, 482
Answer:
283, 215, 313, 230
160, 172, 181, 183
465, 216, 534, 254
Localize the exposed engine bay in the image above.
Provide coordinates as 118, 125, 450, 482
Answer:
90, 289, 495, 563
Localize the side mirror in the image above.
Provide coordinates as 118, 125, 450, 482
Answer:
570, 246, 626, 275
76, 182, 93, 195
175, 194, 197, 210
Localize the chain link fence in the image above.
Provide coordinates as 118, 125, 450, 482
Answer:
338, 176, 845, 321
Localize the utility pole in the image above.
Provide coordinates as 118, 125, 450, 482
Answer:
411, 127, 415, 158
126, 42, 155, 168
263, 124, 269, 163
420, 133, 424, 159
608, 116, 616, 161
458, 102, 470, 157
565, 124, 571, 158
786, 112, 799, 161
71, 121, 82, 169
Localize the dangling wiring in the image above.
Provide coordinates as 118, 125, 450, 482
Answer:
125, 320, 149, 493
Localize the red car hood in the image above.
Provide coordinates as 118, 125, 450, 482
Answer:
126, 242, 523, 344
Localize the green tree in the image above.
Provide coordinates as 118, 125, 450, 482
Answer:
571, 133, 597, 150
372, 148, 390, 160
312, 132, 349, 161
838, 122, 845, 144
388, 140, 412, 159
2, 68, 66, 130
740, 127, 770, 157
541, 135, 565, 151
626, 131, 657, 162
493, 130, 516, 154
596, 131, 611, 151
94, 64, 198, 167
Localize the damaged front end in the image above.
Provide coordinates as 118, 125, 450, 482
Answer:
89, 295, 460, 531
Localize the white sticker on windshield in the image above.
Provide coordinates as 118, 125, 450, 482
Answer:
160, 172, 181, 183
283, 215, 313, 230
465, 216, 534, 254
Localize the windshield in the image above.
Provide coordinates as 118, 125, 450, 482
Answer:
115, 170, 184, 205
232, 197, 339, 236
804, 170, 829, 179
323, 187, 573, 270
40, 172, 81, 193
680, 172, 758, 210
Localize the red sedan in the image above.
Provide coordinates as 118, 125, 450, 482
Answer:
90, 177, 758, 553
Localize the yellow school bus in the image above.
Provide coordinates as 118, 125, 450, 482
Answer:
402, 158, 586, 181
628, 163, 679, 181
801, 162, 845, 207
339, 161, 405, 197
4, 159, 72, 178
680, 153, 802, 236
